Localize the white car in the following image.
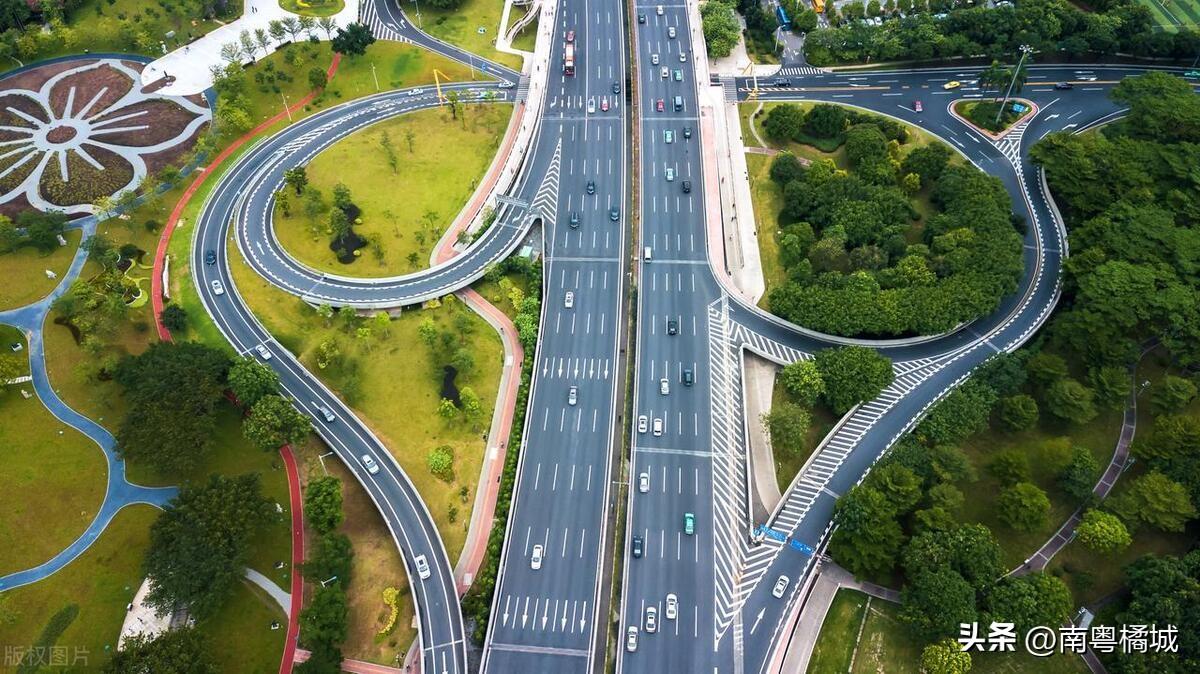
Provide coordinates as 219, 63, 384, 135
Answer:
638, 472, 649, 493
211, 279, 225, 296
656, 4, 664, 15
410, 88, 423, 96
626, 626, 639, 652
772, 575, 790, 598
668, 26, 676, 39
680, 51, 687, 63
415, 554, 431, 580
254, 344, 272, 360
565, 291, 574, 308
645, 606, 658, 633
361, 453, 379, 474
661, 66, 669, 79
531, 544, 544, 570
653, 418, 663, 436
665, 594, 678, 619
651, 53, 659, 66
665, 167, 675, 182
568, 385, 578, 406
316, 403, 336, 423
638, 415, 648, 433
587, 98, 596, 114
660, 378, 670, 395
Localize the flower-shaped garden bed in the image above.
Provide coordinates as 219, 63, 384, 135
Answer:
0, 57, 211, 218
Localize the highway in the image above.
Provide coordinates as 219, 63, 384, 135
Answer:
478, 0, 632, 671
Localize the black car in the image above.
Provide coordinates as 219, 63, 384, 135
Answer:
609, 207, 620, 222
638, 12, 645, 23
570, 212, 580, 228
667, 319, 678, 335
682, 181, 691, 194
682, 126, 692, 139
587, 180, 596, 194
204, 250, 217, 265
682, 369, 694, 386
632, 536, 644, 558
612, 81, 621, 95
773, 77, 790, 87
1054, 82, 1074, 90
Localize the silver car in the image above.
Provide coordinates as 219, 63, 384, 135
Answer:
645, 606, 658, 633
210, 279, 225, 296
638, 415, 648, 433
361, 454, 379, 475
568, 386, 578, 406
639, 472, 649, 493
626, 625, 639, 652
772, 575, 790, 598
415, 554, 431, 580
660, 378, 670, 395
665, 593, 678, 619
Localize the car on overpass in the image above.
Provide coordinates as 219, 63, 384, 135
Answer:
360, 454, 380, 475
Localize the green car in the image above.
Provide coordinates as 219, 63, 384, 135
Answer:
684, 512, 695, 535
1185, 71, 1200, 78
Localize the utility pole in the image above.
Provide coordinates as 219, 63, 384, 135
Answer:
411, 0, 423, 28
281, 91, 292, 122
996, 44, 1033, 127
371, 61, 379, 91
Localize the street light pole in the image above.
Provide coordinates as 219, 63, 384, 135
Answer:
996, 44, 1033, 127
411, 0, 423, 28
281, 92, 292, 122
371, 61, 379, 91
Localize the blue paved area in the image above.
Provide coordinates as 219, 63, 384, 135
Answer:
0, 220, 176, 592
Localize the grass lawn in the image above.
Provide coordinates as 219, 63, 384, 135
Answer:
953, 99, 1026, 134
473, 270, 532, 323
746, 153, 787, 309
0, 230, 82, 311
279, 0, 346, 17
0, 505, 158, 669
1136, 0, 1200, 31
227, 238, 503, 563
508, 5, 538, 52
771, 376, 839, 493
808, 588, 869, 674
419, 0, 525, 72
275, 103, 512, 277
809, 589, 1088, 673
0, 385, 106, 576
298, 438, 418, 665
196, 581, 286, 674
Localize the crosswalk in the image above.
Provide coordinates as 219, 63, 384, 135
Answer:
995, 118, 1031, 166
720, 76, 737, 102
359, 0, 406, 42
515, 75, 531, 102
775, 65, 828, 76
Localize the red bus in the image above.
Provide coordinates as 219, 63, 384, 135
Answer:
564, 43, 576, 76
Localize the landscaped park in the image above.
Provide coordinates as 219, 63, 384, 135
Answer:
0, 0, 525, 668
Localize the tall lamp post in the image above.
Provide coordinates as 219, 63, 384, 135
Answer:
411, 0, 423, 28
996, 44, 1033, 127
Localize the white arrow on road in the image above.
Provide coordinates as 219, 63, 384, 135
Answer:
541, 601, 549, 629
502, 596, 511, 626
750, 608, 765, 635
521, 597, 529, 628
580, 601, 588, 632
1046, 113, 1060, 120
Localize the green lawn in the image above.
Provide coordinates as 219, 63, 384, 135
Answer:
1136, 0, 1200, 31
275, 103, 512, 277
954, 100, 1024, 134
746, 153, 787, 310
808, 589, 1088, 673
808, 588, 869, 674
298, 438, 418, 665
279, 0, 346, 17
419, 0, 525, 72
227, 238, 503, 562
0, 505, 158, 670
0, 382, 106, 576
196, 581, 286, 674
0, 230, 82, 311
508, 5, 538, 52
473, 271, 532, 323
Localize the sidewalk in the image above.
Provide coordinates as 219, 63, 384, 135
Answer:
143, 0, 360, 95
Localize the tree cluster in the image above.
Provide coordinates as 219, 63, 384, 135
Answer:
763, 105, 1021, 337
297, 474, 354, 673
1107, 551, 1200, 673
804, 0, 1200, 66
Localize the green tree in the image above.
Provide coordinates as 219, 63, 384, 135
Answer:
763, 104, 805, 143
284, 167, 308, 195
227, 356, 279, 407
437, 397, 458, 421
829, 485, 903, 577
114, 343, 231, 475
1025, 351, 1068, 388
815, 346, 894, 414
921, 639, 972, 674
779, 360, 824, 406
1076, 509, 1131, 553
305, 476, 344, 535
103, 628, 217, 674
160, 304, 189, 333
1152, 375, 1198, 415
700, 1, 740, 57
1089, 365, 1131, 410
308, 66, 327, 91
300, 584, 348, 652
762, 402, 811, 456
996, 482, 1050, 533
427, 444, 455, 481
302, 532, 354, 588
869, 462, 922, 514
900, 143, 952, 187
1057, 446, 1100, 502
418, 318, 438, 347
997, 394, 1039, 431
143, 475, 274, 619
900, 567, 978, 641
1043, 378, 1098, 425
987, 449, 1030, 486
804, 104, 847, 139
985, 573, 1073, 635
243, 394, 312, 451
330, 22, 375, 57
1110, 472, 1197, 532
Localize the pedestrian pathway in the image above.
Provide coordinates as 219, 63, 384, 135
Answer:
1013, 341, 1156, 575
0, 219, 176, 592
244, 567, 292, 614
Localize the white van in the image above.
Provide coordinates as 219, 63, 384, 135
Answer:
644, 247, 652, 261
